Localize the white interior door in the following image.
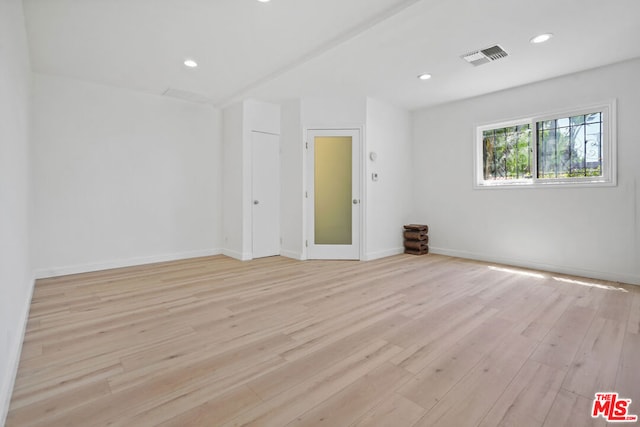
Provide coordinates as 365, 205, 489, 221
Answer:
252, 131, 280, 258
306, 129, 361, 260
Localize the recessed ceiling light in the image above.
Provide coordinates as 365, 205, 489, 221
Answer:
530, 33, 553, 44
183, 59, 198, 68
418, 73, 432, 80
257, 0, 271, 2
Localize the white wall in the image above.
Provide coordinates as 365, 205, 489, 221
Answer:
32, 74, 223, 276
280, 100, 304, 259
0, 0, 33, 422
412, 58, 640, 285
365, 98, 412, 260
301, 96, 367, 128
222, 103, 245, 259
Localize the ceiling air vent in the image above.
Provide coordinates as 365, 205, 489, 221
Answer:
461, 44, 508, 66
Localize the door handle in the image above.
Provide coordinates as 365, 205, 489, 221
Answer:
254, 200, 259, 205
352, 199, 360, 205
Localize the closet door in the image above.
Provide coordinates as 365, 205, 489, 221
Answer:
251, 131, 280, 258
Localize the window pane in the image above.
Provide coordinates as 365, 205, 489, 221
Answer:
586, 112, 601, 123
482, 124, 531, 181
585, 122, 602, 176
570, 115, 585, 125
536, 111, 603, 179
557, 127, 571, 177
569, 124, 585, 176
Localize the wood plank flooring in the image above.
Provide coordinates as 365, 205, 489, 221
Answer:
7, 254, 640, 426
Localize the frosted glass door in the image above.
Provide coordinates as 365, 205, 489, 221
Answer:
314, 136, 352, 245
307, 129, 360, 260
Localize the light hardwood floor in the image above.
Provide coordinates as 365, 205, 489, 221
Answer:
7, 254, 640, 426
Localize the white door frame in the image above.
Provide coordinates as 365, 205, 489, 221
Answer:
304, 127, 365, 260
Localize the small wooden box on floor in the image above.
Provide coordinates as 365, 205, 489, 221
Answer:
404, 224, 429, 255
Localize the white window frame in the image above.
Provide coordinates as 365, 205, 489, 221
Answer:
474, 100, 616, 189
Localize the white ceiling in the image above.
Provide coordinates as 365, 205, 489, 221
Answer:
23, 0, 640, 111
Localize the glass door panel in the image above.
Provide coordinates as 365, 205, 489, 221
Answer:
314, 136, 352, 245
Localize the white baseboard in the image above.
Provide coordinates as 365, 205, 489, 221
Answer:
34, 249, 223, 279
221, 249, 252, 261
364, 247, 404, 261
430, 246, 640, 286
1, 276, 35, 426
280, 249, 303, 260
279, 247, 403, 262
